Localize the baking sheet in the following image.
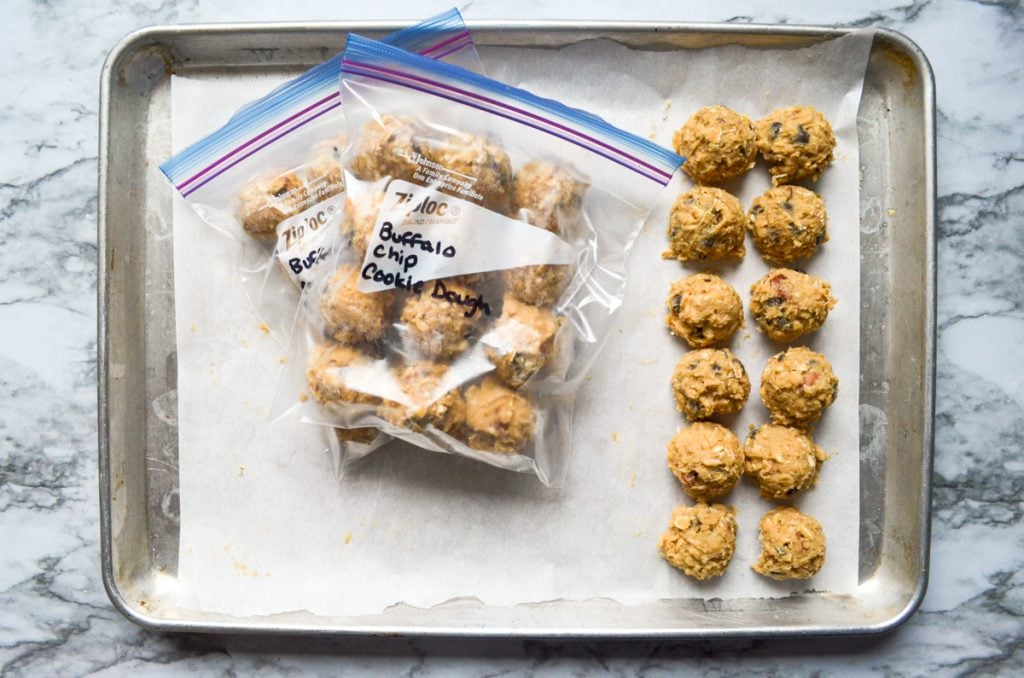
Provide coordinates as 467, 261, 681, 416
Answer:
171, 31, 870, 617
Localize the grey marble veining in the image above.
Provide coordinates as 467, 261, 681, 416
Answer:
2, 0, 1023, 674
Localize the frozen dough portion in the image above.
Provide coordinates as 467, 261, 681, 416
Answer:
484, 296, 561, 388
237, 171, 310, 242
380, 360, 466, 435
748, 185, 829, 264
433, 132, 514, 214
760, 347, 839, 426
348, 114, 427, 183
671, 348, 750, 420
319, 265, 394, 345
399, 279, 482, 360
503, 264, 572, 308
659, 503, 738, 580
512, 161, 586, 233
462, 377, 535, 454
312, 335, 385, 445
749, 268, 836, 342
672, 105, 757, 185
663, 186, 746, 262
666, 422, 744, 501
753, 506, 826, 580
744, 423, 827, 500
306, 342, 382, 408
755, 106, 836, 186
665, 273, 743, 348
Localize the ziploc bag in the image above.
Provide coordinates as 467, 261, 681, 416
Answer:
158, 8, 484, 343
160, 10, 483, 457
274, 35, 684, 486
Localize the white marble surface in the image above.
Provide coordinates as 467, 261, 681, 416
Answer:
1, 0, 1021, 674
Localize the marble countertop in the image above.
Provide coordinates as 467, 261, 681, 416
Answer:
3, 0, 1021, 674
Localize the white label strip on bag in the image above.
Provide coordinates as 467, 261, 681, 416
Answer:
274, 194, 345, 287
357, 180, 575, 297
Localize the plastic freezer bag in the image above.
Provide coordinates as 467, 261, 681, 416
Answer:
160, 9, 484, 458
275, 35, 684, 486
159, 8, 484, 341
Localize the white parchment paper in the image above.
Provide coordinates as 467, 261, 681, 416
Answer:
172, 31, 871, 616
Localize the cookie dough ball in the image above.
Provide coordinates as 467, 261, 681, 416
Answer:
749, 268, 836, 342
513, 162, 586, 233
671, 348, 750, 420
381, 361, 466, 435
662, 187, 746, 262
238, 172, 310, 242
348, 114, 426, 183
667, 422, 744, 501
673, 105, 757, 185
760, 347, 839, 426
484, 296, 561, 388
306, 342, 381, 407
753, 506, 826, 580
319, 265, 393, 345
755, 106, 836, 185
400, 279, 480, 359
341, 190, 385, 257
665, 273, 743, 348
658, 503, 738, 580
503, 264, 572, 308
463, 377, 535, 453
306, 134, 348, 198
748, 186, 829, 264
744, 423, 827, 500
434, 132, 513, 214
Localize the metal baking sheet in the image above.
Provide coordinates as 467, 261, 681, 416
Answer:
98, 21, 935, 637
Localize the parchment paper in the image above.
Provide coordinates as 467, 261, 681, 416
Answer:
172, 31, 871, 616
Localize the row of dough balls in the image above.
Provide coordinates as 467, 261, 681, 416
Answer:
666, 271, 837, 347
237, 114, 582, 242
659, 503, 826, 581
673, 105, 836, 187
308, 343, 536, 454
671, 346, 838, 426
663, 185, 829, 265
667, 420, 828, 502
